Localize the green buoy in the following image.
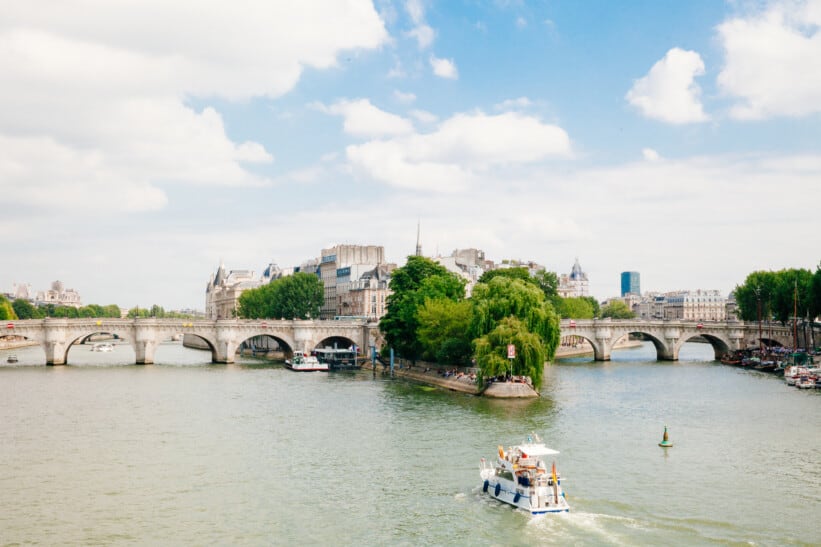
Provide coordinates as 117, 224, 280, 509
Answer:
659, 425, 673, 448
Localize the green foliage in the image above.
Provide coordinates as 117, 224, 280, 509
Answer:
600, 300, 635, 319
237, 273, 323, 319
734, 270, 777, 321
470, 277, 560, 358
416, 298, 473, 364
478, 267, 534, 286
535, 270, 559, 299
555, 296, 595, 319
734, 268, 816, 323
581, 296, 601, 317
0, 295, 17, 320
12, 299, 41, 319
469, 276, 560, 390
811, 264, 821, 320
474, 316, 545, 390
380, 256, 466, 360
51, 305, 79, 318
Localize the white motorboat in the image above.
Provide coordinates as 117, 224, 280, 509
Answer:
285, 352, 328, 372
6, 354, 18, 363
784, 366, 809, 385
479, 433, 570, 514
91, 343, 114, 352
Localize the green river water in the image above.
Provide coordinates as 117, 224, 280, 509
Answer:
1, 341, 818, 546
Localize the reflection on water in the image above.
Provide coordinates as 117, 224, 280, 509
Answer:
0, 341, 818, 545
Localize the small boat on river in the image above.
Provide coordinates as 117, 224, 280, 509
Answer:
314, 347, 360, 370
7, 354, 18, 363
479, 433, 570, 514
285, 352, 328, 372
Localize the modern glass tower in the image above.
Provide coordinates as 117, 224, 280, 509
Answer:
621, 271, 640, 296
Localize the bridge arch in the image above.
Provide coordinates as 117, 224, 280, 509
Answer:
236, 332, 293, 359
557, 332, 608, 361
673, 333, 732, 360
610, 331, 671, 361
315, 335, 357, 352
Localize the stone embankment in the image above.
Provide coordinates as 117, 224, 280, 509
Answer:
359, 360, 539, 397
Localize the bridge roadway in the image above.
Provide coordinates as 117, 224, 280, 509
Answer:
2, 317, 792, 366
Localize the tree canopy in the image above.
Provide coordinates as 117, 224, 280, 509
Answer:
469, 276, 561, 390
237, 272, 323, 320
0, 295, 17, 320
600, 300, 635, 319
734, 267, 816, 323
416, 298, 473, 364
555, 296, 596, 319
474, 316, 545, 389
380, 256, 466, 360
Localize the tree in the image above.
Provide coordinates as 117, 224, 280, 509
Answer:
534, 270, 559, 299
600, 300, 635, 319
416, 298, 473, 364
474, 316, 545, 389
469, 276, 561, 390
556, 297, 595, 319
0, 296, 17, 320
12, 299, 41, 319
734, 270, 777, 321
581, 296, 601, 317
478, 267, 534, 286
237, 272, 323, 320
380, 256, 465, 359
810, 264, 821, 321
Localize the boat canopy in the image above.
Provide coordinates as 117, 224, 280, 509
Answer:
515, 443, 559, 456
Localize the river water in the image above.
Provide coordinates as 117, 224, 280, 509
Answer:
1, 341, 818, 546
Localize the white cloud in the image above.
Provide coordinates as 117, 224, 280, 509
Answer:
494, 97, 533, 111
642, 148, 661, 161
516, 17, 528, 28
717, 0, 821, 119
405, 0, 435, 49
405, 0, 424, 24
626, 47, 709, 124
0, 2, 388, 213
410, 109, 439, 123
345, 111, 572, 191
394, 89, 417, 103
430, 55, 459, 79
408, 24, 435, 49
321, 99, 416, 138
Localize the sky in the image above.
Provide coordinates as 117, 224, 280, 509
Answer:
1, 0, 820, 311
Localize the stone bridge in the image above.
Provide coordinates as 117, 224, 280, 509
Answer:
558, 318, 794, 360
3, 318, 381, 365
2, 317, 793, 365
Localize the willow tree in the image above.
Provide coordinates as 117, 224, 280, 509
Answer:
469, 276, 561, 390
474, 316, 545, 389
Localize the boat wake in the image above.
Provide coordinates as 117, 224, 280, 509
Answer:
527, 510, 645, 546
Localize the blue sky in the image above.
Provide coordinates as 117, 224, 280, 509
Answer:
1, 0, 819, 310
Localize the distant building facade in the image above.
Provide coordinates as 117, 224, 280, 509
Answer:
621, 271, 640, 296
557, 258, 589, 298
319, 245, 388, 319
205, 262, 260, 319
7, 280, 83, 308
663, 290, 726, 321
434, 248, 491, 297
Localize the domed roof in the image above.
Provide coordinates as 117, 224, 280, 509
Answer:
570, 258, 584, 280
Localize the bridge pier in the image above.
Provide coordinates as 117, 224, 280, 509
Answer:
134, 340, 157, 364
593, 339, 611, 361
44, 341, 68, 366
